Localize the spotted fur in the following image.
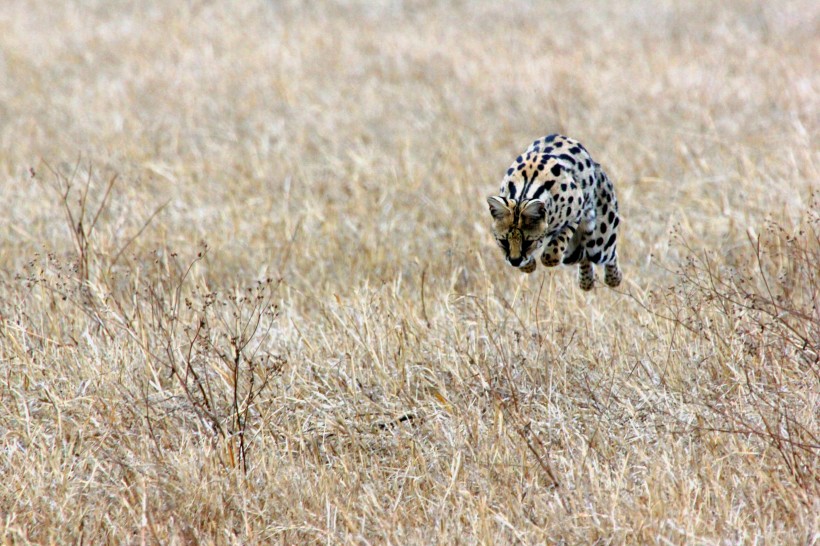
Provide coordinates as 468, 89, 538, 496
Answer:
487, 134, 622, 290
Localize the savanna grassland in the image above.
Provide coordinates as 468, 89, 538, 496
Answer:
0, 1, 818, 544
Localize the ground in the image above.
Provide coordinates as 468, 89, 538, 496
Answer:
0, 1, 817, 544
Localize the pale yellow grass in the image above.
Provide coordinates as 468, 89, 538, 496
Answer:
0, 1, 818, 544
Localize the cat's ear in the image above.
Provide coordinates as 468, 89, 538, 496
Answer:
520, 199, 546, 223
487, 196, 512, 221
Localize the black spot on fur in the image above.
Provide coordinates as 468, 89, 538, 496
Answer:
507, 181, 516, 199
563, 245, 583, 264
551, 164, 561, 176
604, 233, 617, 250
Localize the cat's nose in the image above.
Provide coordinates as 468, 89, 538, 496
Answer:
509, 256, 522, 267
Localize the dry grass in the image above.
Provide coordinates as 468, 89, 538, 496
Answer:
1, 1, 818, 544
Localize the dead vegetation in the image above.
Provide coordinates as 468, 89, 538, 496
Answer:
0, 1, 818, 543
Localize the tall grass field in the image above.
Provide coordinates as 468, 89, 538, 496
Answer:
0, 1, 818, 543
